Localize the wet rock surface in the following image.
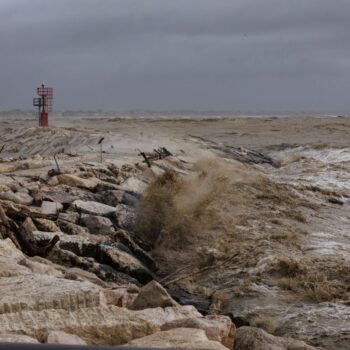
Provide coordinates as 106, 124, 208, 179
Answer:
0, 334, 39, 343
43, 330, 87, 345
127, 328, 229, 349
233, 327, 320, 350
130, 281, 178, 310
0, 126, 343, 349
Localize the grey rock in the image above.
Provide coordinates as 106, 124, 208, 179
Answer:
64, 267, 108, 288
131, 281, 178, 310
57, 174, 100, 190
43, 330, 87, 345
72, 200, 116, 217
161, 315, 235, 349
233, 327, 318, 350
34, 231, 99, 258
41, 201, 63, 215
58, 211, 79, 224
93, 263, 141, 286
102, 189, 139, 207
82, 214, 115, 235
0, 274, 104, 314
126, 328, 228, 350
114, 229, 155, 270
120, 177, 147, 194
114, 204, 136, 231
0, 305, 201, 345
57, 219, 90, 236
98, 244, 153, 284
0, 190, 33, 205
0, 334, 39, 343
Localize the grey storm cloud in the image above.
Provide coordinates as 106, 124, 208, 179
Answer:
1, 0, 350, 113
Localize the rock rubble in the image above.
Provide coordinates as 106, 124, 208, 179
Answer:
0, 150, 320, 349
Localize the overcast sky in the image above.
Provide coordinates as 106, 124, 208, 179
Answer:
1, 0, 350, 113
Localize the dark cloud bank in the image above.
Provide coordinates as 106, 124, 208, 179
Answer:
1, 0, 350, 113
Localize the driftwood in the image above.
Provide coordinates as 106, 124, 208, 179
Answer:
0, 204, 59, 257
140, 152, 151, 168
162, 253, 239, 287
138, 147, 172, 168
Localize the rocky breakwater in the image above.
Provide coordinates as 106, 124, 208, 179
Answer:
0, 157, 326, 350
0, 156, 237, 348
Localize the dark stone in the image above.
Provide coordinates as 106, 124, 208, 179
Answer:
59, 238, 98, 258
166, 287, 211, 315
93, 263, 141, 286
81, 214, 115, 235
58, 211, 79, 224
223, 313, 250, 328
57, 219, 90, 236
328, 197, 344, 205
113, 204, 136, 231
35, 231, 97, 258
97, 244, 154, 284
113, 229, 156, 270
98, 189, 139, 208
41, 185, 97, 204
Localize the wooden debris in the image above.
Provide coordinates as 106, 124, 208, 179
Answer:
0, 204, 59, 257
138, 147, 173, 168
162, 253, 239, 287
140, 152, 151, 168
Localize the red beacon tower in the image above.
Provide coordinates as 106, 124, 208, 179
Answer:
33, 83, 53, 127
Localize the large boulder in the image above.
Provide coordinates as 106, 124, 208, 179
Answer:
41, 200, 63, 215
19, 256, 64, 278
43, 330, 87, 345
72, 200, 116, 217
114, 229, 155, 269
57, 219, 90, 236
21, 160, 51, 170
0, 190, 33, 205
22, 217, 38, 232
0, 305, 201, 345
102, 189, 139, 207
34, 231, 99, 258
40, 185, 96, 204
98, 244, 153, 283
82, 215, 115, 235
114, 204, 136, 231
233, 327, 318, 350
92, 263, 141, 286
120, 177, 147, 194
64, 267, 108, 288
0, 163, 17, 173
103, 286, 139, 307
0, 255, 31, 278
131, 281, 178, 310
0, 274, 104, 314
0, 334, 39, 343
57, 174, 100, 190
0, 239, 32, 277
58, 211, 79, 224
161, 315, 235, 349
126, 328, 228, 349
34, 218, 60, 232
167, 288, 211, 315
